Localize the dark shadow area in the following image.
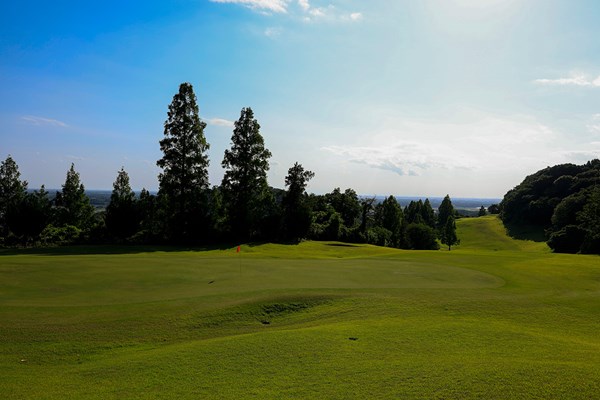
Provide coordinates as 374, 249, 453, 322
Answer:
503, 221, 547, 243
0, 243, 235, 257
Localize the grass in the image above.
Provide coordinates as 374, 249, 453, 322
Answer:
1, 216, 599, 399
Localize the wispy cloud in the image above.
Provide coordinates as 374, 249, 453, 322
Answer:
348, 12, 363, 21
320, 113, 560, 177
322, 141, 472, 176
533, 72, 600, 87
21, 115, 68, 127
207, 117, 235, 127
210, 0, 363, 22
209, 0, 288, 13
588, 114, 600, 134
264, 26, 283, 37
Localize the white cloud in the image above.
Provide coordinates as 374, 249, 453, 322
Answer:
264, 26, 283, 37
207, 118, 235, 127
298, 0, 310, 11
309, 7, 326, 17
209, 0, 289, 13
21, 115, 68, 128
211, 0, 363, 22
534, 72, 600, 87
320, 113, 561, 178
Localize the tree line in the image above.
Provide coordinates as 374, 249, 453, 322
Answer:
0, 83, 459, 250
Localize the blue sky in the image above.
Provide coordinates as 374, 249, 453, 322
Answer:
1, 0, 599, 197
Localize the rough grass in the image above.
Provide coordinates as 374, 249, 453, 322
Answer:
1, 216, 599, 399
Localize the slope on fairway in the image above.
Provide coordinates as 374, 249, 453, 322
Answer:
455, 215, 549, 252
1, 218, 599, 399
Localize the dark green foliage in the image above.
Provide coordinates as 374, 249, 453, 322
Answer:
40, 224, 81, 245
440, 215, 460, 250
359, 197, 375, 237
326, 188, 361, 228
309, 207, 342, 241
105, 168, 139, 240
283, 163, 315, 241
501, 159, 600, 254
366, 226, 393, 247
478, 206, 487, 217
421, 199, 436, 228
375, 196, 403, 247
307, 188, 362, 242
157, 82, 210, 241
437, 195, 455, 231
54, 164, 94, 231
405, 223, 439, 250
404, 200, 425, 225
221, 107, 272, 240
6, 186, 51, 243
0, 155, 27, 235
547, 225, 586, 254
578, 187, 600, 254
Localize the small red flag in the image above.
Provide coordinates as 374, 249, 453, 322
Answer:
236, 245, 241, 253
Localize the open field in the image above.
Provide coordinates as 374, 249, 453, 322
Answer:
1, 216, 599, 399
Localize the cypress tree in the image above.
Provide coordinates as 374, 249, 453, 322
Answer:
157, 82, 210, 241
221, 107, 272, 240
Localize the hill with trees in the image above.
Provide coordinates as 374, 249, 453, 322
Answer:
500, 160, 600, 254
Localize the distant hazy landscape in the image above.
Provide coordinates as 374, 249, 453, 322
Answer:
73, 190, 501, 213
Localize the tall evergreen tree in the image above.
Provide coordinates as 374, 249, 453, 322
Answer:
421, 199, 436, 228
0, 155, 27, 235
156, 82, 210, 240
54, 163, 94, 229
221, 107, 272, 240
441, 214, 460, 250
379, 195, 404, 247
405, 200, 425, 225
106, 168, 139, 240
283, 162, 315, 241
437, 194, 455, 231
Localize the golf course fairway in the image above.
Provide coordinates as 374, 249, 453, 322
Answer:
1, 216, 599, 399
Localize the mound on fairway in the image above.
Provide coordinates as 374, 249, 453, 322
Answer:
1, 217, 599, 399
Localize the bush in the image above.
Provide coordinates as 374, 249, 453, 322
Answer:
40, 224, 81, 246
547, 225, 585, 253
366, 226, 393, 247
405, 223, 439, 250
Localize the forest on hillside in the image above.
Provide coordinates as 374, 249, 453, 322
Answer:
500, 160, 600, 254
1, 83, 463, 251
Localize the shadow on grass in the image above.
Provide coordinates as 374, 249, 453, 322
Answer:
0, 243, 235, 257
503, 221, 547, 242
325, 243, 361, 248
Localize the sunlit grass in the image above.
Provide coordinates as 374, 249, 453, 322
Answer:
1, 216, 599, 399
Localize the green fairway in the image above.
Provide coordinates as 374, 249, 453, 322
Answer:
1, 216, 599, 399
